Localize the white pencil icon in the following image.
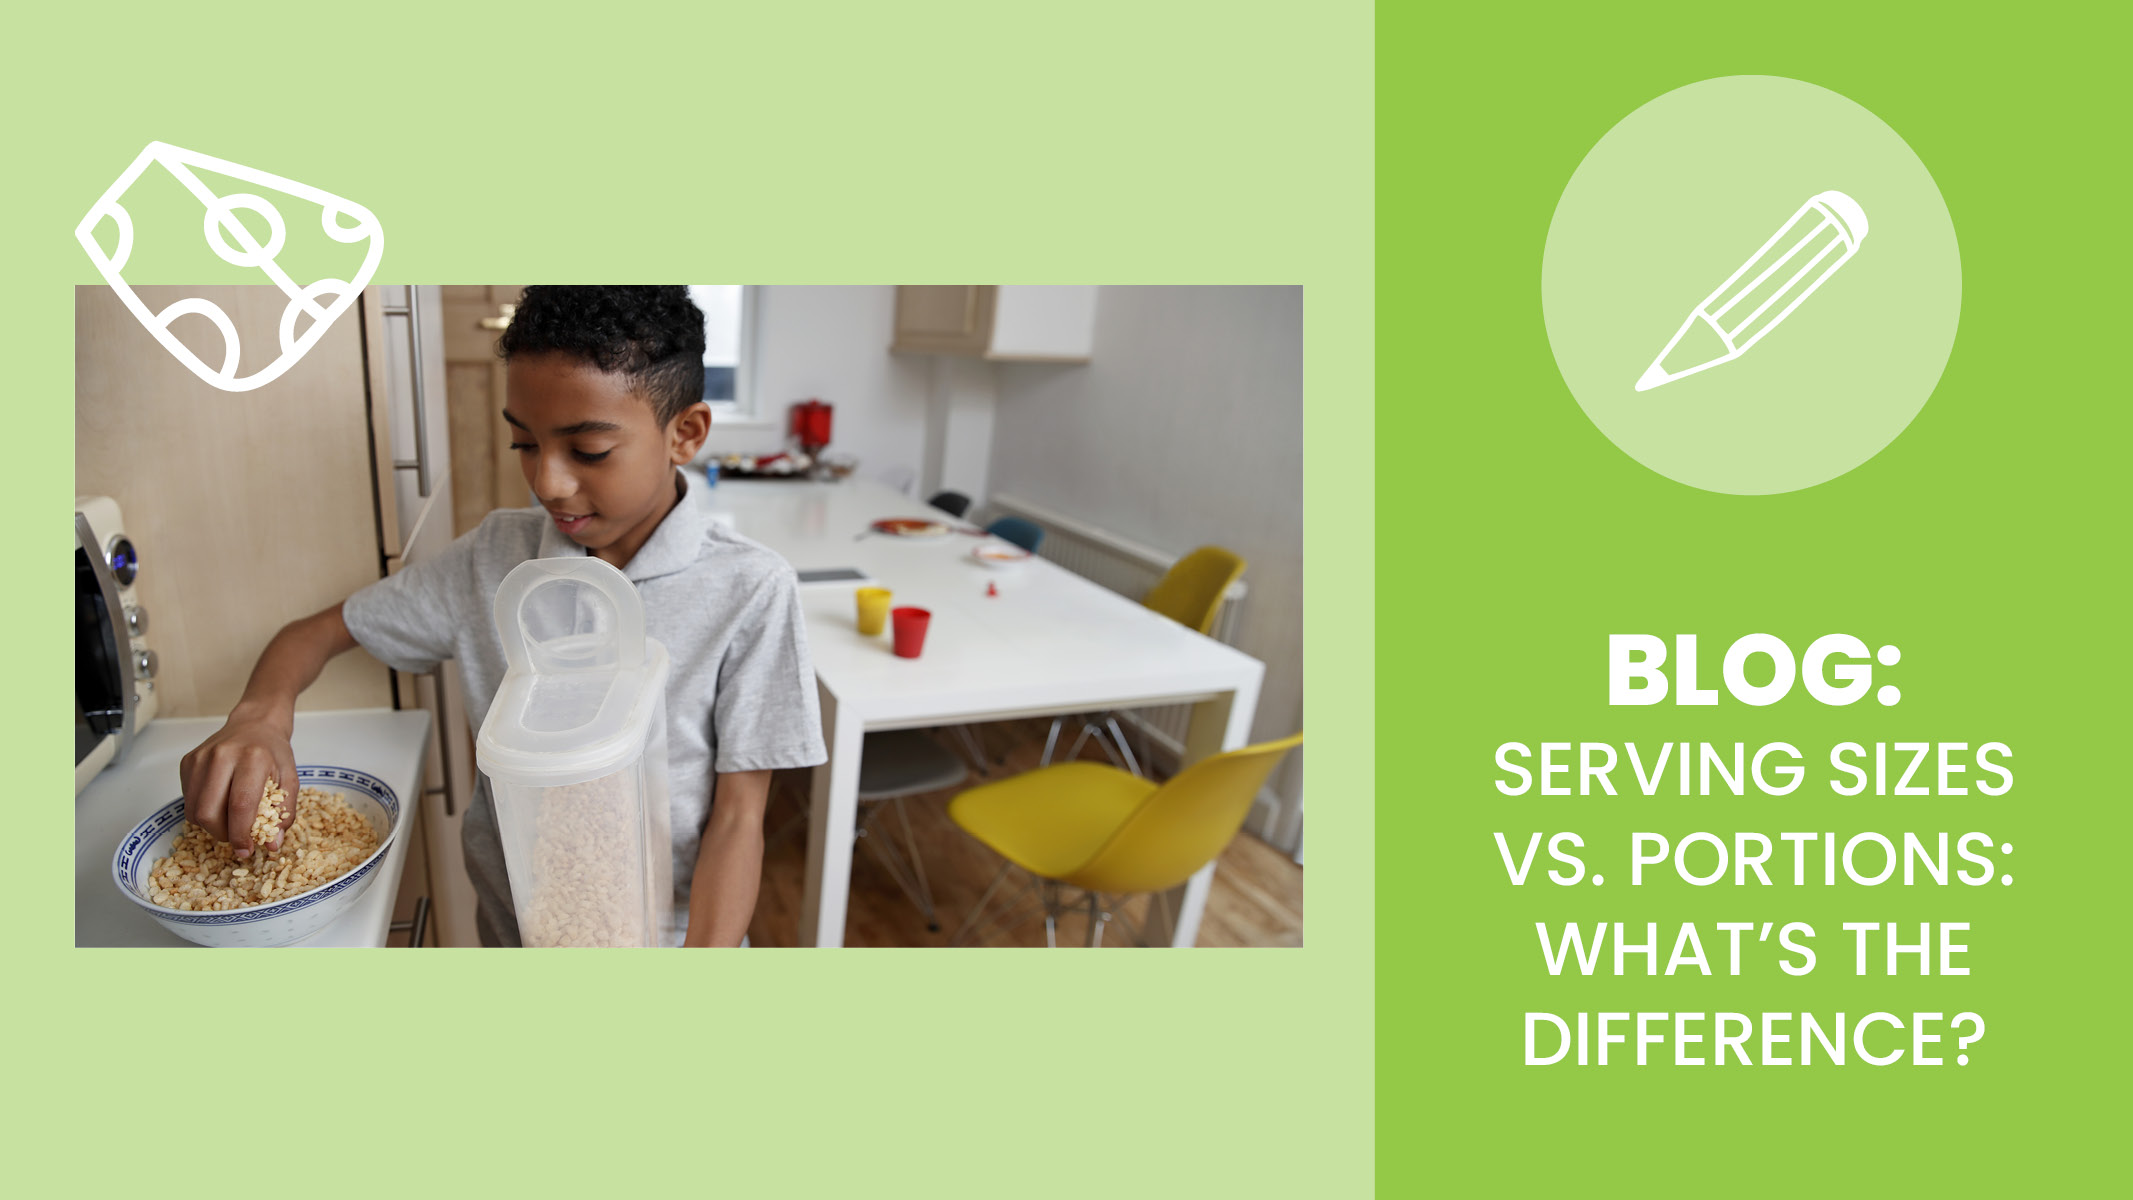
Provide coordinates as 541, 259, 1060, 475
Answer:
1636, 190, 1869, 392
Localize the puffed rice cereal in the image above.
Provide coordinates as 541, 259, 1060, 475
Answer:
519, 772, 651, 947
146, 779, 379, 912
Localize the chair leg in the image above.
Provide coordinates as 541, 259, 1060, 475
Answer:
954, 858, 1107, 948
1148, 887, 1173, 948
1061, 714, 1144, 777
1067, 722, 1097, 763
951, 861, 1015, 947
980, 871, 1048, 947
1106, 894, 1146, 947
1084, 892, 1112, 948
1104, 715, 1142, 777
856, 803, 939, 932
891, 796, 939, 931
1045, 713, 1145, 773
1086, 720, 1136, 772
950, 724, 993, 776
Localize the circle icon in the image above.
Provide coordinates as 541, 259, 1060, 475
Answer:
1542, 76, 1961, 494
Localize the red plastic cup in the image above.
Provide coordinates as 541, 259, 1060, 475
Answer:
890, 606, 932, 658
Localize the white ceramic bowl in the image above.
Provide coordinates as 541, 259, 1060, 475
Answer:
111, 765, 402, 948
971, 542, 1032, 568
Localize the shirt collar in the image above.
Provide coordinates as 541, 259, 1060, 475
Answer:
536, 469, 707, 583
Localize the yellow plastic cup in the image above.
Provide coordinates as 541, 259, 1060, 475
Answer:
856, 587, 892, 636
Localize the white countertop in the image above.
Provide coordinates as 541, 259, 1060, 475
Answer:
75, 708, 432, 948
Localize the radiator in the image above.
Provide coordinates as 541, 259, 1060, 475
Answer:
984, 491, 1246, 765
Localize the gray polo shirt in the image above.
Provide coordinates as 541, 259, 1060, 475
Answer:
343, 469, 825, 945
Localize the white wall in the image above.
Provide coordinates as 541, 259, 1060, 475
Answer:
924, 356, 999, 507
985, 285, 1306, 848
701, 286, 935, 495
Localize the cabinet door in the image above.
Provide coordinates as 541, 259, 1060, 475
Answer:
389, 474, 482, 948
987, 285, 1097, 361
441, 286, 525, 534
385, 788, 433, 946
74, 284, 392, 718
372, 289, 478, 946
891, 285, 996, 355
376, 286, 451, 549
359, 288, 402, 560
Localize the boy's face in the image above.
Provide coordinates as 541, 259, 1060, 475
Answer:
503, 353, 711, 565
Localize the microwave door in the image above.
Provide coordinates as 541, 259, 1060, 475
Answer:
76, 515, 131, 762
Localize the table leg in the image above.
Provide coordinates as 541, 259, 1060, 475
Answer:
1146, 675, 1263, 947
798, 683, 863, 947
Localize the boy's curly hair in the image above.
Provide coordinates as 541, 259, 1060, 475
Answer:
497, 286, 707, 426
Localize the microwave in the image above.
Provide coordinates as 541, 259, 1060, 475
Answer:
76, 496, 159, 794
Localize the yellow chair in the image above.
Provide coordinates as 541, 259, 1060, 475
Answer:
1040, 545, 1249, 773
1142, 545, 1248, 635
949, 732, 1302, 946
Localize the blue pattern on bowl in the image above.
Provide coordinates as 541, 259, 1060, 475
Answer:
111, 766, 400, 929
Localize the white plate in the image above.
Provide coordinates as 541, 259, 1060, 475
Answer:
872, 518, 952, 539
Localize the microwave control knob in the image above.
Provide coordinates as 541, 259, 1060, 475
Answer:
134, 649, 159, 681
125, 605, 149, 636
106, 536, 139, 587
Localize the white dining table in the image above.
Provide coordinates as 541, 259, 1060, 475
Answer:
702, 476, 1265, 947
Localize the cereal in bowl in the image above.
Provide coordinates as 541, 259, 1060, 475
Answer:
146, 779, 379, 912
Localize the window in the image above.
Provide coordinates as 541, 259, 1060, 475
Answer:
688, 285, 761, 421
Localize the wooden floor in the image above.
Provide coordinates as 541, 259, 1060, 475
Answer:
748, 719, 1304, 948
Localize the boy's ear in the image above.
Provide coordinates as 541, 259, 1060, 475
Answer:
668, 401, 712, 464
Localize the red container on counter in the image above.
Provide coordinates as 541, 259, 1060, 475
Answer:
791, 399, 833, 454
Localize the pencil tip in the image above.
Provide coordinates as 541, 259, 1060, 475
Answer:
1634, 362, 1670, 392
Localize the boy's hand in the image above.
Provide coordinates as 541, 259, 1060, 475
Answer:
176, 604, 361, 857
178, 704, 300, 859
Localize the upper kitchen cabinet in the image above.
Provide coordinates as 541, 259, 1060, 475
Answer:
891, 285, 1097, 362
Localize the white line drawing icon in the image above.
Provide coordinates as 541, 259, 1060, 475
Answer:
75, 142, 383, 393
1635, 190, 1868, 392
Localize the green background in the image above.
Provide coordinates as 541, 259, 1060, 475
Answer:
6, 4, 1372, 1196
1385, 4, 2123, 1196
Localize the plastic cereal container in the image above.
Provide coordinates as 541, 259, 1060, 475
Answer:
476, 557, 673, 947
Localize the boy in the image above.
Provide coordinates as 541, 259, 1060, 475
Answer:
177, 286, 826, 946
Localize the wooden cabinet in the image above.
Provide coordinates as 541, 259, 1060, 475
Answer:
439, 285, 526, 536
75, 283, 475, 946
373, 286, 481, 948
891, 286, 997, 355
388, 444, 482, 950
891, 285, 1098, 362
75, 285, 395, 718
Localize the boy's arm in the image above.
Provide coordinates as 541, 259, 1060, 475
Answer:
178, 604, 359, 858
682, 769, 774, 947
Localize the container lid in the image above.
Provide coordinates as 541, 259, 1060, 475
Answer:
475, 557, 671, 788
